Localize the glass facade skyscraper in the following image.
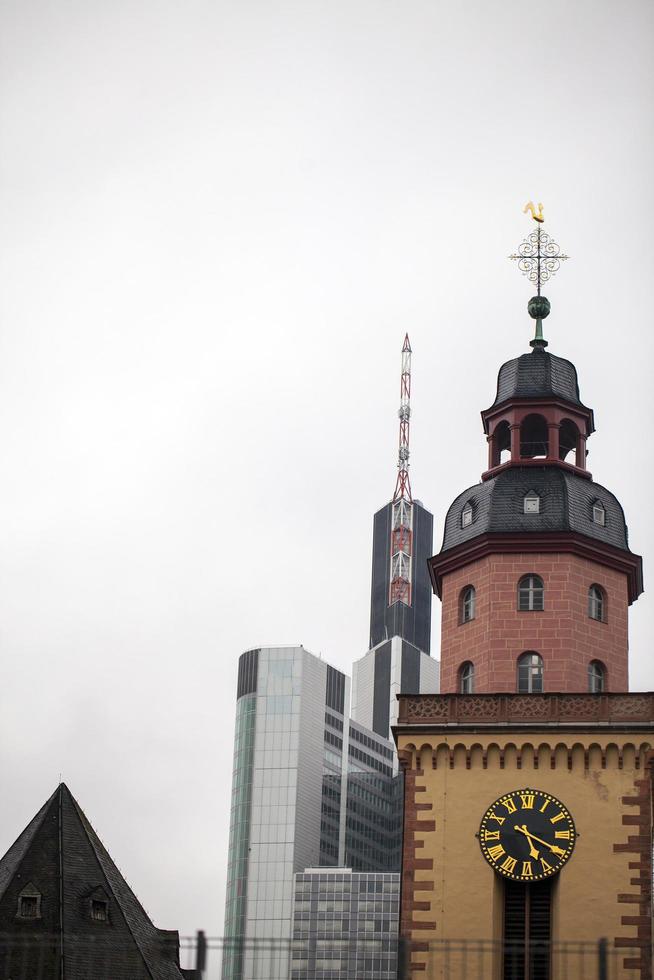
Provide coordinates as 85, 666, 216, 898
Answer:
222, 647, 402, 980
291, 868, 400, 980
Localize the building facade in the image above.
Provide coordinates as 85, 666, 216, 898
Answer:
222, 646, 402, 980
291, 868, 400, 980
369, 498, 434, 655
351, 634, 438, 742
395, 291, 652, 978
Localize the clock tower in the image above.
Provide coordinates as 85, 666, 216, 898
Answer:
394, 213, 653, 979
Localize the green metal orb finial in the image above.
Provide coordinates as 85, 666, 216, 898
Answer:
509, 204, 568, 349
528, 295, 551, 320
528, 295, 550, 348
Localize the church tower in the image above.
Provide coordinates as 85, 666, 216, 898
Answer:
430, 317, 643, 696
394, 210, 653, 979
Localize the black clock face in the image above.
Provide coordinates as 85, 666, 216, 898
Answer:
479, 789, 576, 882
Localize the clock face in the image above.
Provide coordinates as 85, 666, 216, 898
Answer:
479, 789, 576, 882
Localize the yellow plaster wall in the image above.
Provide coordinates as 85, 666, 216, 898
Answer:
399, 733, 651, 977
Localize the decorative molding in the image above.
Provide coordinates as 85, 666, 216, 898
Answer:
401, 739, 650, 773
397, 693, 654, 728
428, 531, 643, 603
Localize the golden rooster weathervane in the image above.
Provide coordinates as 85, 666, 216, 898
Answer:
509, 203, 568, 348
523, 201, 545, 223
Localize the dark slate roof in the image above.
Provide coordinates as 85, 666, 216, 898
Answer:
0, 784, 187, 980
0, 797, 51, 902
490, 346, 583, 408
440, 467, 630, 554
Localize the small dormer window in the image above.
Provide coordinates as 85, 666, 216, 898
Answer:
91, 899, 109, 922
524, 492, 540, 514
19, 896, 39, 918
16, 884, 41, 919
461, 503, 473, 528
592, 501, 605, 526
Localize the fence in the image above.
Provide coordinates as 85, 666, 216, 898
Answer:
0, 933, 650, 979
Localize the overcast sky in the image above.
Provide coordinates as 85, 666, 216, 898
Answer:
0, 0, 652, 963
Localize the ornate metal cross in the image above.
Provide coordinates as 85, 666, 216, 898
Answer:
509, 211, 568, 297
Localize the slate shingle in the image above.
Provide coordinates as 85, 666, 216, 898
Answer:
0, 784, 188, 980
441, 466, 631, 554
491, 346, 583, 408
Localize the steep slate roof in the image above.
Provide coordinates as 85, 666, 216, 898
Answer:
489, 346, 584, 408
0, 784, 188, 980
440, 467, 631, 554
0, 796, 52, 903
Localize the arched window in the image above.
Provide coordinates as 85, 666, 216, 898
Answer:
592, 500, 606, 526
517, 574, 544, 611
559, 419, 579, 462
492, 420, 511, 467
588, 585, 606, 622
459, 661, 475, 694
517, 652, 544, 693
523, 491, 540, 514
461, 502, 474, 528
460, 586, 476, 624
588, 660, 606, 693
520, 414, 549, 459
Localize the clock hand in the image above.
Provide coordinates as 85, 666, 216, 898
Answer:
515, 825, 566, 857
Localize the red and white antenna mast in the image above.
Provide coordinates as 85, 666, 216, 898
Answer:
389, 334, 414, 607
393, 333, 413, 504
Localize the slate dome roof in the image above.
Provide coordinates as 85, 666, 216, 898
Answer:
441, 467, 630, 555
489, 345, 583, 409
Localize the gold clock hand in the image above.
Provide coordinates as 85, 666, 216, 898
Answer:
515, 825, 566, 857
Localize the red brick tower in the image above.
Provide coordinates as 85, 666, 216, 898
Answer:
430, 340, 643, 695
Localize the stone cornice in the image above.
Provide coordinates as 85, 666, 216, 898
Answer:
428, 531, 644, 603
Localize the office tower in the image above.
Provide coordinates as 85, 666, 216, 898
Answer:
352, 337, 439, 739
291, 868, 400, 980
344, 719, 402, 872
222, 646, 400, 980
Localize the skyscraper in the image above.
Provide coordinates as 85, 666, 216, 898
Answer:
221, 646, 399, 980
352, 337, 439, 739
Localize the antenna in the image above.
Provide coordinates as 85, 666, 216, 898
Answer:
389, 335, 413, 607
393, 334, 412, 504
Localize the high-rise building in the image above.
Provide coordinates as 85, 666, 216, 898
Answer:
368, 497, 434, 655
291, 868, 400, 980
352, 338, 439, 739
221, 338, 437, 977
221, 647, 400, 980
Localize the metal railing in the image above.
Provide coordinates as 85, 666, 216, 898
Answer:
0, 933, 650, 979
